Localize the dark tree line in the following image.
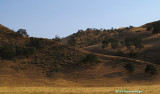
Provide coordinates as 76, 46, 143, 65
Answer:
102, 37, 119, 49
0, 44, 36, 59
146, 21, 160, 34
124, 37, 143, 49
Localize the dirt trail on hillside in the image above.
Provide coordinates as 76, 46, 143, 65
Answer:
80, 45, 160, 67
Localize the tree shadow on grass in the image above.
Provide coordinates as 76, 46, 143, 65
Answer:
59, 64, 90, 74
123, 73, 152, 82
103, 72, 124, 78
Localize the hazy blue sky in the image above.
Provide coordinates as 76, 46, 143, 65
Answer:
1, 0, 160, 38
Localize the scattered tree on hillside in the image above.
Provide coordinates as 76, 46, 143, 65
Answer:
145, 64, 158, 75
83, 53, 99, 65
128, 51, 141, 58
52, 35, 61, 42
23, 47, 36, 56
15, 46, 37, 57
102, 37, 119, 49
102, 39, 110, 48
152, 22, 160, 34
146, 26, 153, 31
133, 37, 143, 49
0, 44, 14, 59
88, 39, 98, 46
115, 50, 125, 57
124, 37, 143, 49
17, 29, 28, 37
0, 43, 36, 59
15, 46, 24, 56
111, 27, 114, 31
129, 25, 134, 28
125, 37, 133, 48
78, 29, 83, 33
68, 37, 76, 46
67, 27, 119, 48
111, 42, 119, 49
120, 41, 124, 45
29, 38, 45, 49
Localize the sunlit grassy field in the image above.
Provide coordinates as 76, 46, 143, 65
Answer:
0, 85, 159, 94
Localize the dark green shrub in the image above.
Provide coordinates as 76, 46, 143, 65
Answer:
15, 46, 36, 57
133, 37, 143, 49
124, 63, 135, 72
128, 51, 141, 58
52, 35, 61, 42
111, 43, 119, 49
109, 37, 118, 43
152, 22, 160, 34
29, 38, 45, 49
129, 25, 134, 28
116, 50, 125, 57
120, 41, 124, 45
102, 39, 110, 48
15, 46, 24, 55
68, 37, 76, 46
23, 47, 36, 56
125, 37, 133, 48
1, 44, 14, 59
135, 45, 144, 49
84, 53, 99, 65
124, 37, 143, 49
102, 37, 119, 49
102, 45, 105, 49
88, 39, 98, 46
147, 26, 152, 31
145, 64, 158, 75
17, 29, 28, 36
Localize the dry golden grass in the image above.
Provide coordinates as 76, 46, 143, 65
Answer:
143, 34, 160, 41
129, 27, 146, 32
1, 21, 160, 94
0, 85, 159, 94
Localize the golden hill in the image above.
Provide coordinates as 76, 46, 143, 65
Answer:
0, 20, 160, 88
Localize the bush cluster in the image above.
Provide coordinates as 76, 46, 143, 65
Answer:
17, 29, 28, 36
145, 64, 158, 75
125, 37, 143, 49
102, 37, 119, 49
115, 50, 125, 57
128, 51, 141, 58
0, 44, 36, 59
152, 22, 160, 34
29, 37, 45, 49
83, 53, 99, 65
67, 28, 119, 48
124, 63, 158, 75
52, 35, 61, 42
0, 44, 14, 59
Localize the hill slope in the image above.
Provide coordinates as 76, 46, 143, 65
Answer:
0, 21, 160, 87
63, 20, 160, 65
62, 28, 119, 47
0, 24, 86, 80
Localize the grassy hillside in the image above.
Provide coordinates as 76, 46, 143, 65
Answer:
0, 24, 28, 46
70, 21, 160, 65
0, 21, 160, 88
64, 20, 160, 49
62, 26, 146, 48
0, 24, 86, 78
0, 85, 160, 94
62, 28, 119, 48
